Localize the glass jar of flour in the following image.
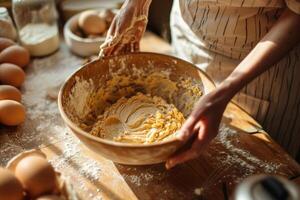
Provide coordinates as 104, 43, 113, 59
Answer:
12, 0, 59, 57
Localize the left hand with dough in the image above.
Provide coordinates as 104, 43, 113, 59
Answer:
99, 0, 152, 57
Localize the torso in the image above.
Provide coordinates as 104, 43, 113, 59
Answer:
171, 0, 300, 159
178, 0, 285, 59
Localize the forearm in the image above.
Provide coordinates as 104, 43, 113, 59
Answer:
218, 9, 300, 101
123, 0, 152, 16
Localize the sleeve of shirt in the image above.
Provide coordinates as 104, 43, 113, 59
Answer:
285, 0, 300, 14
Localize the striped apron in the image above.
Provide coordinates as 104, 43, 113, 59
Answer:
170, 0, 300, 159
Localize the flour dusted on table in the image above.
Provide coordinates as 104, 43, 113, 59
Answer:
19, 23, 59, 56
216, 124, 281, 175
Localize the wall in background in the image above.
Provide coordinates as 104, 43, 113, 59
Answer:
148, 0, 173, 43
0, 0, 174, 43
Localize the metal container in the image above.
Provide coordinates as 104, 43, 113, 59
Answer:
235, 174, 300, 200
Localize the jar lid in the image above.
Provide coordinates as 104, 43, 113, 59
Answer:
252, 177, 289, 200
234, 175, 300, 200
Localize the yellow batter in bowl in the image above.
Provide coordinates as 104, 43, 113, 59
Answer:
90, 93, 185, 144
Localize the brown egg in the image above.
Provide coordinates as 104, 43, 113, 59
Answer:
0, 168, 24, 200
0, 45, 30, 68
0, 63, 25, 87
15, 156, 57, 198
36, 195, 64, 200
0, 100, 25, 126
0, 85, 21, 102
78, 10, 106, 35
99, 9, 115, 25
0, 37, 15, 52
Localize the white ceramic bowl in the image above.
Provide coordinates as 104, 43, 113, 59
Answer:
64, 10, 111, 57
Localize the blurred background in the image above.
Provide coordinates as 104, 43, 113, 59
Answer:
0, 0, 173, 42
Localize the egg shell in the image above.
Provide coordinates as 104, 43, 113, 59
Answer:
0, 37, 15, 52
78, 10, 107, 35
0, 45, 30, 68
15, 156, 57, 198
0, 63, 26, 87
0, 100, 25, 126
36, 195, 65, 200
0, 85, 21, 102
0, 168, 24, 200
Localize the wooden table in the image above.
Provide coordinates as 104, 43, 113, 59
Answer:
0, 32, 299, 200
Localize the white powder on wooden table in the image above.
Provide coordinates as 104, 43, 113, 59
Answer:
216, 124, 281, 176
50, 149, 103, 200
193, 124, 284, 197
48, 132, 102, 183
122, 172, 155, 187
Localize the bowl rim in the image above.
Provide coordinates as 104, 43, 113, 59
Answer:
58, 52, 216, 148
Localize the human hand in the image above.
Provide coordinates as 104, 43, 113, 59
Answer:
166, 89, 230, 169
99, 0, 152, 57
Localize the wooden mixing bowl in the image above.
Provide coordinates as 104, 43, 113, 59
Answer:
58, 52, 215, 165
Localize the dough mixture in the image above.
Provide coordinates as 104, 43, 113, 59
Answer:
90, 93, 185, 144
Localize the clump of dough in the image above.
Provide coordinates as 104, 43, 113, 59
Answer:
90, 93, 185, 144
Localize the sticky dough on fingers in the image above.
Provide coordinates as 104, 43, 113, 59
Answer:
99, 0, 149, 57
99, 16, 147, 57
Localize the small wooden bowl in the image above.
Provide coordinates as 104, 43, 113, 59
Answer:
58, 52, 215, 165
